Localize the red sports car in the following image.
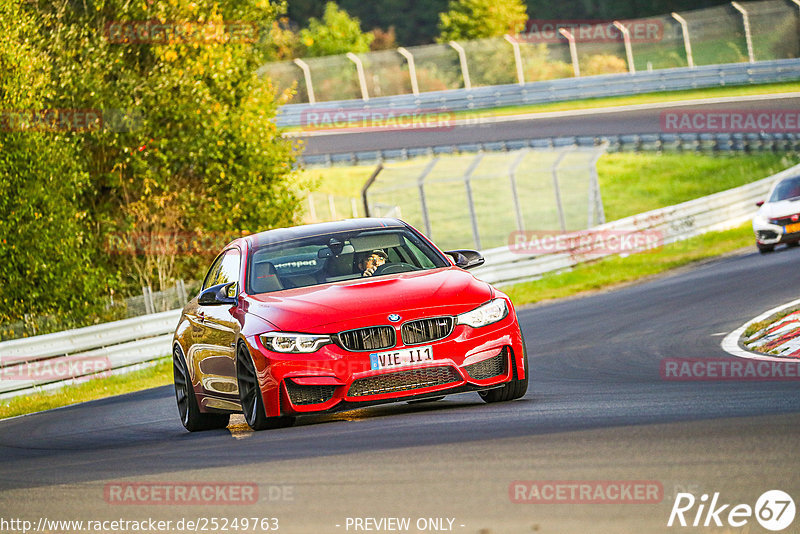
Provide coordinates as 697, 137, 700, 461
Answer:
172, 218, 528, 431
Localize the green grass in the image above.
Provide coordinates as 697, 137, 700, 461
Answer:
597, 153, 800, 221
503, 223, 754, 307
0, 357, 172, 420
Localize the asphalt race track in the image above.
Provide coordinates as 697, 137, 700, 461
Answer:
297, 94, 800, 156
0, 245, 798, 533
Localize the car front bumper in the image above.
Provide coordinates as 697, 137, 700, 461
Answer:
248, 315, 525, 417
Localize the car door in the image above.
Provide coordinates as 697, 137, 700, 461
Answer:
193, 248, 242, 407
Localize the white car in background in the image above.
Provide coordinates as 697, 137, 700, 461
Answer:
753, 174, 800, 253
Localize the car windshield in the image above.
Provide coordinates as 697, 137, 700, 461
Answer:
247, 227, 449, 294
769, 175, 800, 202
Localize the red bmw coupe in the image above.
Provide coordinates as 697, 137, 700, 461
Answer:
172, 218, 528, 431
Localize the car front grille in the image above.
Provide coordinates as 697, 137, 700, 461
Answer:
337, 326, 396, 352
348, 366, 461, 397
401, 316, 454, 345
463, 350, 507, 380
285, 379, 337, 405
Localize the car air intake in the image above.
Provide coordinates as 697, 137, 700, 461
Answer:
348, 366, 460, 397
463, 349, 507, 380
401, 316, 454, 345
285, 379, 337, 405
337, 326, 396, 352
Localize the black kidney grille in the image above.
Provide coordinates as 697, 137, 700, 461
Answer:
401, 316, 454, 345
337, 326, 396, 352
463, 350, 506, 380
285, 379, 337, 405
348, 366, 460, 397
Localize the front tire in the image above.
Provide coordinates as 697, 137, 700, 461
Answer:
757, 242, 775, 254
236, 343, 295, 431
479, 332, 529, 403
173, 346, 230, 432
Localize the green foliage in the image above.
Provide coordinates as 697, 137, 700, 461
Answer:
299, 2, 374, 57
0, 0, 302, 326
437, 0, 527, 42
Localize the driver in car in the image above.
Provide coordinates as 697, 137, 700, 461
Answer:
359, 250, 388, 277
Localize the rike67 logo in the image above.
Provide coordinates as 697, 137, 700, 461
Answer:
668, 490, 795, 531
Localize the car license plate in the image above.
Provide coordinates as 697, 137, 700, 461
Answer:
785, 222, 800, 234
370, 345, 433, 370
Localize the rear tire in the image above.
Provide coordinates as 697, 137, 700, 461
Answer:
236, 343, 295, 431
787, 241, 799, 248
173, 346, 230, 432
757, 242, 775, 254
479, 331, 529, 403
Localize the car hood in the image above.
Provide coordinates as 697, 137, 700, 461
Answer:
244, 267, 493, 332
759, 199, 800, 219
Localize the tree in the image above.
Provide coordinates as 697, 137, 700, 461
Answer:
299, 2, 374, 57
0, 0, 302, 326
437, 0, 527, 42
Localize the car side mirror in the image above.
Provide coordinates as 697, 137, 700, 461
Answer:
198, 282, 237, 306
756, 200, 765, 207
445, 249, 485, 270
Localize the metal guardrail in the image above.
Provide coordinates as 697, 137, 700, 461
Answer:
300, 132, 800, 167
3, 163, 799, 397
470, 163, 800, 285
277, 58, 800, 129
0, 309, 180, 399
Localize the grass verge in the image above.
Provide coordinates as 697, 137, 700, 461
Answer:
503, 223, 753, 307
0, 357, 172, 420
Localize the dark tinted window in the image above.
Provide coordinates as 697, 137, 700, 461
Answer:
248, 227, 448, 294
770, 176, 800, 202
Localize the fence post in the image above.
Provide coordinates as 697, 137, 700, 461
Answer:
612, 21, 636, 74
551, 150, 569, 232
346, 53, 370, 101
397, 47, 420, 96
731, 2, 755, 63
176, 279, 187, 304
361, 163, 384, 217
328, 194, 337, 220
417, 158, 439, 237
292, 58, 316, 104
463, 153, 484, 250
504, 35, 525, 85
588, 144, 607, 226
143, 286, 155, 315
448, 41, 472, 90
307, 193, 317, 222
508, 149, 528, 231
559, 28, 580, 77
671, 13, 695, 68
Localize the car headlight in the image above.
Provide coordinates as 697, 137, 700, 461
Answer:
261, 332, 331, 353
456, 299, 508, 328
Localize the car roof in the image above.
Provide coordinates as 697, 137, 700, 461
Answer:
227, 218, 408, 251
